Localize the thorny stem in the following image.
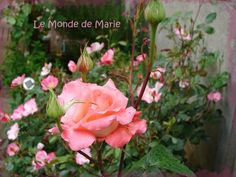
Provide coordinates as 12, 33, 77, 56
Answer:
96, 143, 109, 177
117, 25, 158, 177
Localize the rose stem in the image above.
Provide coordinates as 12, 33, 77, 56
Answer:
117, 24, 158, 177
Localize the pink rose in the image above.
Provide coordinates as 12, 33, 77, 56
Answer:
47, 152, 56, 162
0, 109, 9, 122
11, 98, 38, 120
40, 63, 52, 77
150, 67, 166, 80
75, 148, 91, 165
32, 160, 45, 170
7, 123, 19, 140
48, 125, 59, 135
87, 42, 104, 54
207, 91, 222, 102
175, 28, 192, 41
11, 105, 24, 120
41, 75, 59, 91
58, 79, 147, 150
133, 54, 147, 66
68, 60, 78, 73
33, 150, 56, 170
137, 82, 163, 104
179, 80, 189, 89
22, 98, 38, 117
99, 49, 114, 65
6, 143, 20, 156
11, 74, 25, 88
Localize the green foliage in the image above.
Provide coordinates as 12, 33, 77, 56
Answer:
130, 144, 194, 176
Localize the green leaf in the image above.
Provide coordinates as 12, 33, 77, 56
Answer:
204, 26, 215, 34
22, 4, 32, 15
6, 16, 16, 25
131, 144, 195, 176
175, 68, 182, 78
205, 12, 217, 24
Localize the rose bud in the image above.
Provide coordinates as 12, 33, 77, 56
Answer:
46, 89, 64, 119
77, 48, 93, 74
144, 0, 166, 27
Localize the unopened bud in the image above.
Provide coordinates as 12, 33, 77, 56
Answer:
46, 89, 64, 119
144, 0, 166, 27
77, 48, 93, 74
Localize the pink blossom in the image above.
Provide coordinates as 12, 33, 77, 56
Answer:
22, 98, 38, 117
86, 42, 104, 54
6, 143, 20, 156
41, 75, 59, 91
7, 123, 19, 140
33, 150, 56, 170
179, 80, 189, 89
99, 49, 114, 65
48, 126, 59, 135
207, 91, 222, 102
133, 54, 147, 66
0, 109, 9, 122
37, 143, 44, 150
150, 67, 166, 80
32, 160, 45, 170
47, 152, 56, 162
68, 60, 77, 73
11, 99, 38, 120
11, 74, 25, 88
58, 79, 147, 150
175, 28, 192, 41
11, 105, 24, 121
75, 148, 91, 165
137, 82, 163, 104
40, 63, 52, 77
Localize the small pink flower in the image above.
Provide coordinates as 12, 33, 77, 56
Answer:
35, 150, 48, 162
37, 143, 44, 150
40, 63, 52, 77
133, 54, 147, 66
11, 105, 24, 121
99, 49, 114, 65
32, 160, 45, 170
137, 82, 163, 104
0, 109, 9, 122
48, 126, 59, 135
150, 67, 166, 80
23, 98, 38, 117
41, 75, 59, 91
33, 150, 56, 170
208, 91, 222, 102
179, 80, 189, 89
86, 42, 104, 54
47, 152, 56, 162
175, 28, 192, 41
6, 143, 20, 156
7, 123, 19, 140
75, 148, 91, 165
136, 54, 146, 62
68, 60, 77, 73
11, 74, 25, 88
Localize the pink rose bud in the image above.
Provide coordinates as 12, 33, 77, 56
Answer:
68, 60, 78, 73
86, 42, 104, 54
6, 143, 20, 156
37, 143, 44, 150
41, 75, 59, 91
48, 126, 59, 135
175, 27, 192, 41
99, 49, 114, 65
0, 109, 9, 122
11, 74, 25, 88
